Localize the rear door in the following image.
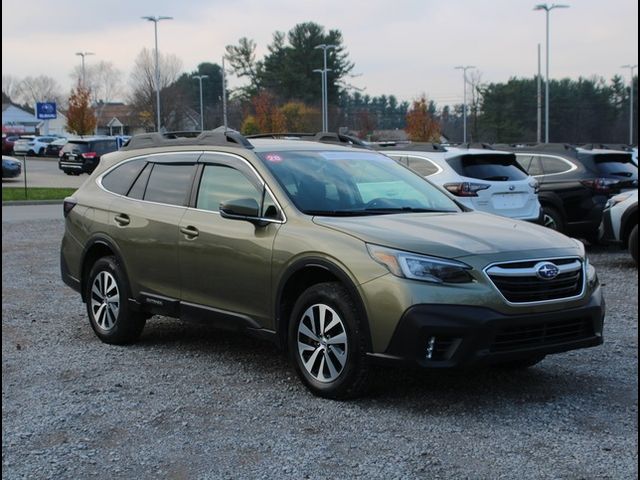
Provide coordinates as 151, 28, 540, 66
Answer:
107, 153, 199, 302
178, 152, 283, 329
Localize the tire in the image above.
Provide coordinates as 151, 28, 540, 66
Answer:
629, 224, 638, 267
288, 282, 370, 399
38, 147, 45, 156
27, 149, 35, 156
493, 355, 546, 369
542, 206, 564, 233
85, 256, 146, 345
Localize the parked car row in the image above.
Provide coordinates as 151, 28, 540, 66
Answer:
2, 155, 22, 178
61, 128, 607, 399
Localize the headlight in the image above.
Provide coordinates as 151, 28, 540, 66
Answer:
367, 244, 473, 284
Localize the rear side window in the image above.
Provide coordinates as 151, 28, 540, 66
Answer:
144, 164, 196, 206
541, 156, 573, 175
127, 163, 152, 199
390, 155, 440, 177
101, 159, 147, 195
91, 140, 118, 155
447, 154, 528, 181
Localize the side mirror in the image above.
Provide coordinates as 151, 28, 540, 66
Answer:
219, 198, 263, 224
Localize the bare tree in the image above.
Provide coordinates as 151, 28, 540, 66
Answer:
15, 75, 65, 107
70, 61, 124, 104
128, 48, 183, 130
2, 75, 22, 103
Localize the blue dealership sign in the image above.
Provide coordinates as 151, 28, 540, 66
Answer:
36, 102, 57, 120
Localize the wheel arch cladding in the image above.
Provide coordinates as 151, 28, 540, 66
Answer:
80, 237, 129, 303
276, 258, 373, 353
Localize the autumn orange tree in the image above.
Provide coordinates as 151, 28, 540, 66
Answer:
66, 84, 96, 135
252, 91, 285, 132
405, 95, 440, 142
279, 102, 320, 131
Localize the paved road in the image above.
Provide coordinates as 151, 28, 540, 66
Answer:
2, 204, 62, 222
2, 156, 86, 189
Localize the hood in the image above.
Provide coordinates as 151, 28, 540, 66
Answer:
313, 211, 578, 259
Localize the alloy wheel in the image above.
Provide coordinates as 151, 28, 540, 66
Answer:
90, 271, 120, 331
297, 304, 348, 383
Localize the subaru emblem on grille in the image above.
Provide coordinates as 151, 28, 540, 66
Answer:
535, 262, 560, 280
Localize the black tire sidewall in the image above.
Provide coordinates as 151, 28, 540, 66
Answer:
543, 206, 564, 232
630, 225, 638, 266
288, 282, 368, 399
85, 256, 144, 344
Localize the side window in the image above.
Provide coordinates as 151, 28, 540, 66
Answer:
388, 155, 408, 166
144, 163, 196, 206
517, 155, 543, 176
196, 164, 262, 213
406, 156, 439, 177
541, 156, 571, 175
101, 158, 147, 195
127, 162, 152, 199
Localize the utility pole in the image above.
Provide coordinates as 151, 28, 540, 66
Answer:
222, 57, 228, 131
621, 64, 637, 145
142, 15, 173, 132
314, 44, 337, 131
193, 75, 208, 131
454, 65, 475, 143
75, 51, 94, 87
537, 44, 542, 143
534, 3, 570, 143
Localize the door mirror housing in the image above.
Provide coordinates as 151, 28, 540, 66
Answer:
219, 198, 264, 225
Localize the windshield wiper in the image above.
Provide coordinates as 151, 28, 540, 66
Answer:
304, 210, 375, 216
364, 207, 453, 213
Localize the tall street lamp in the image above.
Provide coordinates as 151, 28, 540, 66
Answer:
75, 51, 94, 87
534, 3, 570, 143
314, 44, 337, 131
193, 74, 209, 131
142, 15, 173, 132
621, 64, 637, 145
454, 65, 475, 143
313, 69, 326, 131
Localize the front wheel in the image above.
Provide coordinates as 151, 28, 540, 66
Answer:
85, 256, 146, 344
288, 282, 370, 399
542, 206, 564, 233
629, 224, 638, 266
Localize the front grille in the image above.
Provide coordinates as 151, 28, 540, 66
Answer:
486, 258, 584, 303
490, 317, 594, 353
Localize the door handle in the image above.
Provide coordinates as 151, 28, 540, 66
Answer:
114, 214, 130, 226
180, 225, 199, 238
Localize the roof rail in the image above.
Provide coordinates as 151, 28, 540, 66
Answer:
371, 142, 447, 152
246, 131, 369, 148
579, 143, 633, 152
120, 126, 253, 151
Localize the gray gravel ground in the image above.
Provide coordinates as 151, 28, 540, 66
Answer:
2, 218, 638, 480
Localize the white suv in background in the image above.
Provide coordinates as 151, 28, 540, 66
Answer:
12, 135, 60, 156
375, 143, 542, 222
599, 190, 638, 266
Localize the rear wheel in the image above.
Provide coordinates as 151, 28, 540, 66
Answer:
288, 282, 370, 399
542, 206, 564, 233
629, 224, 638, 266
85, 256, 146, 344
38, 147, 45, 156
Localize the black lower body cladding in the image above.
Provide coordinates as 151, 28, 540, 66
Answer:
377, 286, 604, 368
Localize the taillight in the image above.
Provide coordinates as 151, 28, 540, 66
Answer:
63, 198, 77, 218
81, 152, 97, 159
443, 182, 491, 197
59, 150, 64, 157
580, 178, 618, 194
529, 180, 540, 194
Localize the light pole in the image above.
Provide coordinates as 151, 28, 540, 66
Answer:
313, 69, 326, 131
75, 51, 94, 87
621, 64, 637, 145
454, 65, 475, 143
193, 75, 208, 131
142, 15, 173, 132
314, 44, 337, 131
534, 3, 569, 143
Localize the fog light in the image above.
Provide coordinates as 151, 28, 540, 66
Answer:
425, 336, 436, 360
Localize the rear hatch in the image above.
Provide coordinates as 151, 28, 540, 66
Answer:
578, 152, 638, 194
445, 153, 539, 218
60, 141, 90, 164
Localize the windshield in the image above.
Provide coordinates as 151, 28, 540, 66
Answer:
257, 150, 461, 216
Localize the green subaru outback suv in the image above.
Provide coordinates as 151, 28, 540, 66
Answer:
60, 130, 604, 399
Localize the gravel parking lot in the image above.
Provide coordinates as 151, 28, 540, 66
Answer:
2, 217, 638, 480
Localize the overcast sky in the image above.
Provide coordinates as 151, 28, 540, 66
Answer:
2, 0, 638, 106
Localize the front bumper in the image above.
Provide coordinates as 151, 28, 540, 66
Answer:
370, 285, 604, 368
